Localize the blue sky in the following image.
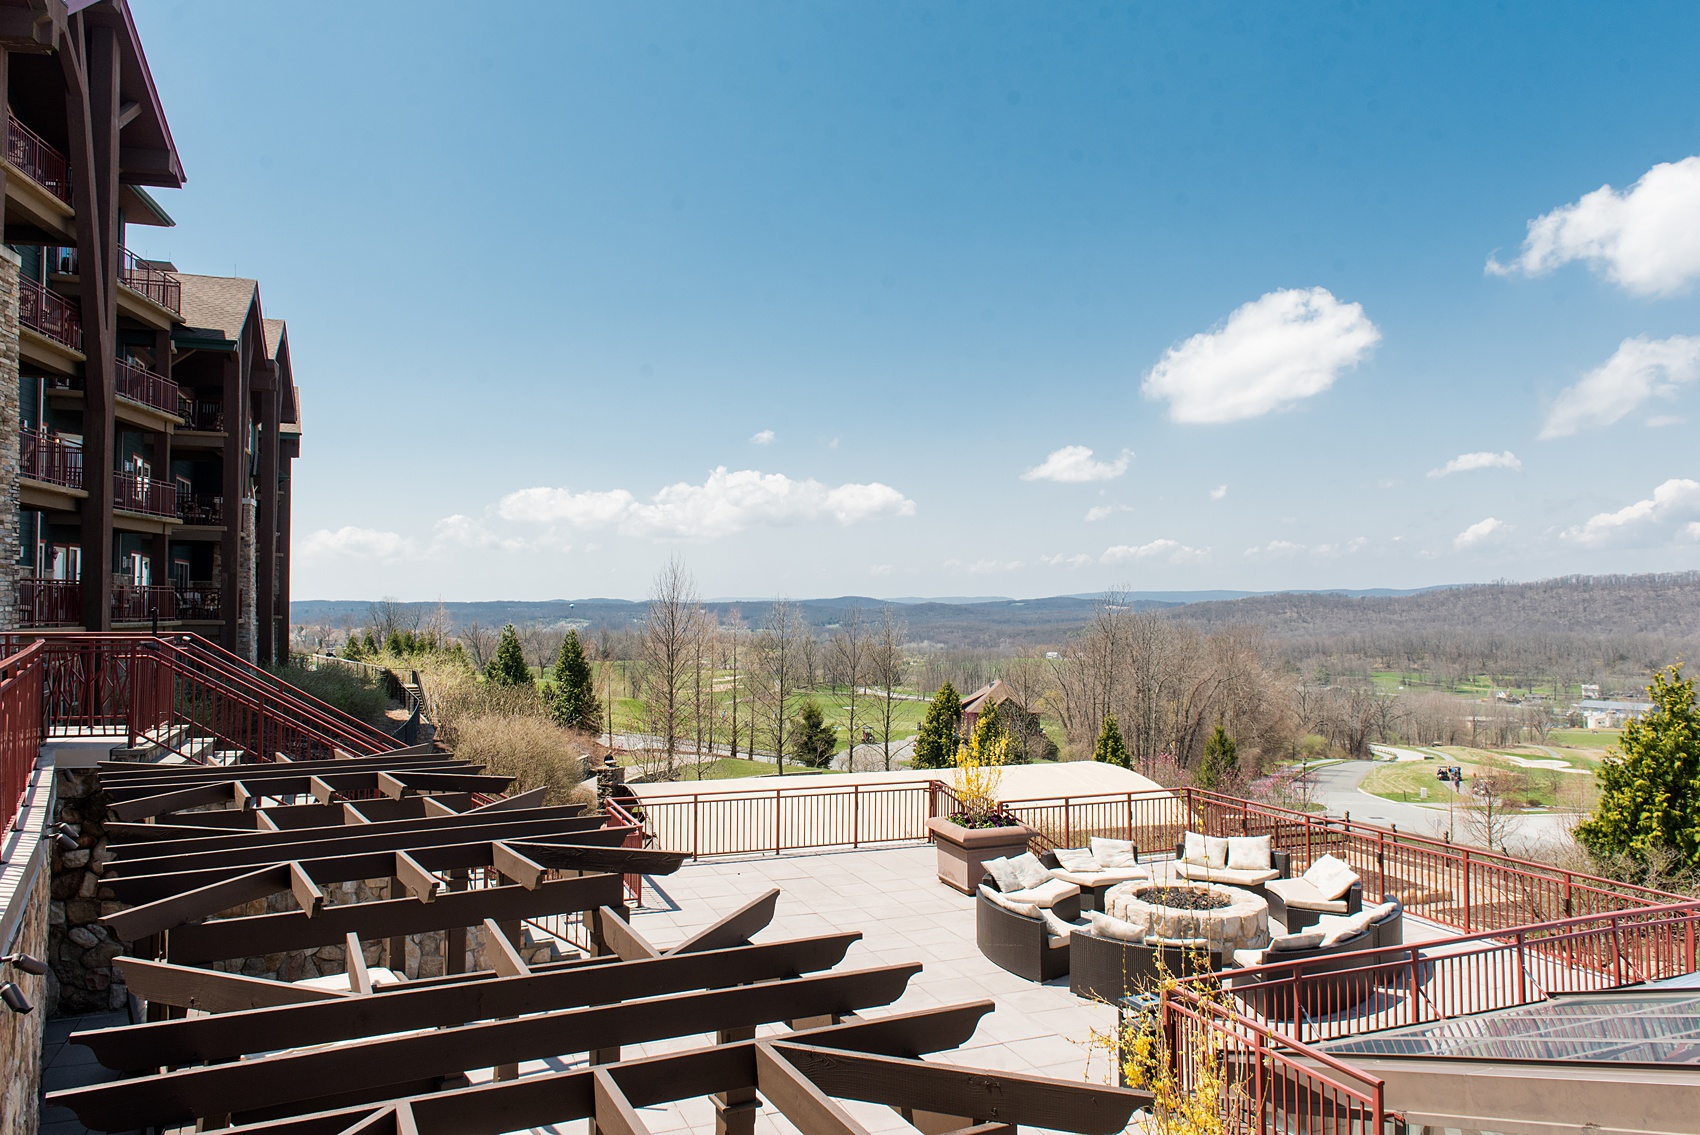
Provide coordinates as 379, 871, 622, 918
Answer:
128, 2, 1700, 601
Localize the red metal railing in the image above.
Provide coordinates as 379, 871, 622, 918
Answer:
174, 581, 221, 621
177, 397, 224, 432
112, 471, 177, 519
113, 357, 181, 416
6, 112, 72, 204
111, 584, 177, 623
20, 428, 84, 489
635, 781, 938, 859
177, 494, 223, 525
0, 642, 46, 837
17, 580, 82, 629
605, 798, 646, 904
18, 274, 82, 350
117, 245, 180, 314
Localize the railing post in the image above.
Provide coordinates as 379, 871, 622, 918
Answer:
1515, 930, 1527, 1003
1462, 849, 1472, 932
853, 784, 860, 849
1064, 795, 1072, 848
774, 788, 782, 856
692, 795, 699, 861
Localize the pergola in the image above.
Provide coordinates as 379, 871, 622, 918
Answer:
48, 755, 1149, 1134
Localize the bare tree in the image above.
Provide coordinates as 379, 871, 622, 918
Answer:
1462, 770, 1523, 851
723, 609, 746, 759
368, 597, 420, 643
641, 555, 708, 780
799, 620, 820, 690
756, 597, 804, 773
830, 608, 866, 771
868, 607, 908, 771
459, 621, 499, 670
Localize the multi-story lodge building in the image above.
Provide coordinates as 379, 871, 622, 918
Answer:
2, 0, 299, 663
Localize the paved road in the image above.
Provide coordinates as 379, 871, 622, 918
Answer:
1307, 756, 1580, 853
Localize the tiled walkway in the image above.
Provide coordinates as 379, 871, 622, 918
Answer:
40, 1009, 128, 1135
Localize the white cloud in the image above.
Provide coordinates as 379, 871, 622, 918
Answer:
1427, 451, 1523, 478
750, 429, 776, 445
1101, 539, 1208, 564
1453, 517, 1506, 550
1540, 336, 1700, 439
1209, 484, 1228, 501
498, 468, 916, 540
1562, 478, 1700, 547
1486, 156, 1700, 296
300, 526, 414, 560
1141, 287, 1381, 423
1316, 537, 1369, 558
1648, 415, 1687, 428
869, 564, 893, 576
1084, 503, 1131, 522
1042, 552, 1094, 568
1244, 540, 1305, 559
967, 559, 1024, 574
1021, 445, 1132, 483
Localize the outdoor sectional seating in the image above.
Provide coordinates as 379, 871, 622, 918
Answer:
1040, 846, 1149, 912
975, 877, 1078, 982
1068, 926, 1221, 1002
1263, 854, 1363, 931
1170, 832, 1291, 891
1223, 900, 1405, 1020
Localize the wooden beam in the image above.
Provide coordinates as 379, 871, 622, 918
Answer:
669, 889, 779, 955
422, 796, 459, 819
108, 781, 235, 822
83, 934, 865, 1070
592, 1068, 651, 1135
466, 785, 549, 814
392, 851, 438, 903
481, 919, 529, 978
347, 933, 373, 995
98, 864, 288, 942
113, 958, 351, 1014
755, 1042, 871, 1135
594, 906, 661, 962
489, 841, 546, 890
291, 862, 325, 918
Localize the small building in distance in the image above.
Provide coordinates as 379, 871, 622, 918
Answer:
960, 679, 1057, 761
1577, 698, 1654, 730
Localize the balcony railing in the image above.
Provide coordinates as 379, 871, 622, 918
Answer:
177, 494, 223, 525
117, 245, 180, 314
5, 112, 72, 204
176, 396, 224, 432
18, 274, 82, 350
112, 472, 177, 519
112, 584, 178, 623
18, 580, 81, 628
174, 581, 221, 621
113, 357, 182, 417
20, 428, 84, 490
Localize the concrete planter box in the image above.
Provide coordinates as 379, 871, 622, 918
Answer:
927, 816, 1037, 894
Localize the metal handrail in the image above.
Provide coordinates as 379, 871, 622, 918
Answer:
20, 428, 84, 489
111, 471, 177, 519
113, 357, 182, 417
5, 112, 72, 203
117, 246, 181, 314
0, 642, 46, 836
17, 274, 81, 350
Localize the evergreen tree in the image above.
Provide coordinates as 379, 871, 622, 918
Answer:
485, 624, 533, 687
1576, 666, 1700, 868
912, 682, 963, 770
1093, 712, 1130, 769
790, 699, 837, 768
342, 635, 364, 661
386, 631, 405, 656
1197, 724, 1239, 788
550, 629, 603, 732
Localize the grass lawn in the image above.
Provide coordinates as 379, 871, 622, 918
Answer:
1365, 745, 1597, 810
1548, 728, 1622, 751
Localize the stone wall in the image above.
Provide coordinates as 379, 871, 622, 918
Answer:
0, 246, 23, 630
49, 767, 122, 1015
0, 861, 48, 1135
237, 494, 256, 661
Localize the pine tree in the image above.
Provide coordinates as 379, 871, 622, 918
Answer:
342, 635, 364, 661
912, 682, 962, 770
485, 624, 533, 688
1198, 724, 1239, 788
790, 698, 837, 768
1094, 712, 1130, 769
550, 629, 603, 733
1576, 666, 1700, 868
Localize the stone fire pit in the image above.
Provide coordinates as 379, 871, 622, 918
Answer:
1105, 881, 1269, 955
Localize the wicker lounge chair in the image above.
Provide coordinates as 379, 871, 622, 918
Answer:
1068, 929, 1220, 1002
975, 880, 1073, 982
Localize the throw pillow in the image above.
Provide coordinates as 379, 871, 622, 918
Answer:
1182, 831, 1208, 864
1040, 909, 1077, 942
978, 884, 1039, 918
1009, 852, 1052, 891
1088, 909, 1150, 943
1054, 846, 1102, 873
1368, 900, 1401, 923
1091, 837, 1137, 868
1226, 835, 1272, 871
1267, 931, 1324, 952
982, 856, 1023, 893
1204, 835, 1230, 869
1317, 910, 1373, 947
1302, 854, 1359, 901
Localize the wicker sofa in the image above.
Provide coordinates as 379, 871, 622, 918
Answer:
975, 877, 1078, 982
1068, 928, 1221, 1002
1264, 870, 1363, 931
1169, 834, 1292, 892
1040, 848, 1148, 913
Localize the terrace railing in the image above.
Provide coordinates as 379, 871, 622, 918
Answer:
16, 580, 81, 629
173, 581, 221, 621
111, 584, 177, 624
21, 428, 84, 489
606, 798, 647, 903
113, 357, 182, 417
112, 471, 177, 519
177, 397, 224, 432
636, 781, 938, 858
18, 274, 81, 350
5, 112, 72, 204
0, 641, 46, 837
117, 246, 181, 314
177, 493, 223, 525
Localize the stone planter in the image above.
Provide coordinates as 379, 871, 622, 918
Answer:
927, 816, 1037, 894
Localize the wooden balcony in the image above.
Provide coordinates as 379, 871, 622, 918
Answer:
113, 472, 177, 520
174, 581, 221, 621
18, 579, 81, 628
20, 429, 84, 491
18, 274, 81, 351
5, 113, 72, 204
177, 493, 223, 526
117, 245, 180, 315
113, 357, 182, 417
112, 584, 178, 623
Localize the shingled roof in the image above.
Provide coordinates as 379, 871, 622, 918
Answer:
170, 273, 258, 342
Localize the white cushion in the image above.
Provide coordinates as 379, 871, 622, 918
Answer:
1174, 861, 1278, 886
1182, 831, 1209, 864
1267, 931, 1325, 952
1316, 910, 1374, 947
982, 856, 1024, 893
1087, 909, 1151, 943
1054, 846, 1101, 872
1231, 947, 1268, 968
1368, 900, 1401, 923
1091, 837, 1137, 868
1003, 878, 1081, 909
1041, 909, 1079, 943
1227, 835, 1272, 871
1301, 854, 1359, 902
1050, 865, 1150, 887
1204, 835, 1230, 868
1008, 852, 1052, 890
978, 884, 1039, 918
1265, 876, 1350, 914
